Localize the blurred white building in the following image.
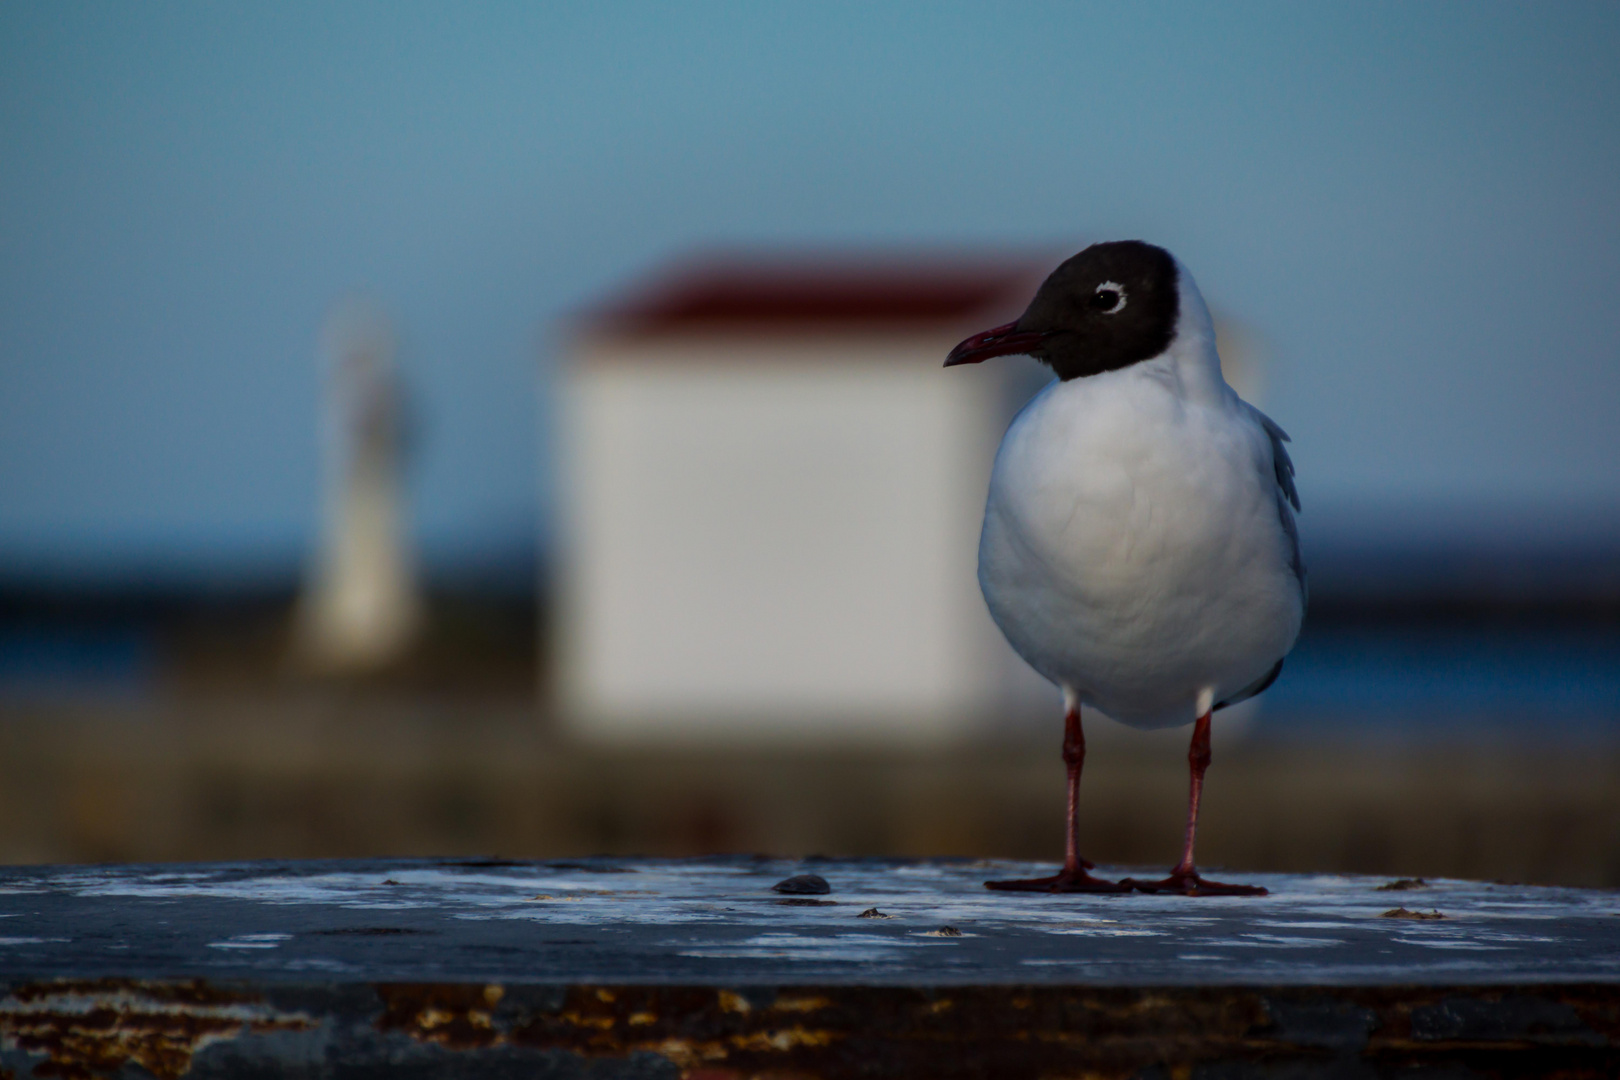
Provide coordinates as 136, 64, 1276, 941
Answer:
556, 251, 1266, 745
557, 253, 1054, 744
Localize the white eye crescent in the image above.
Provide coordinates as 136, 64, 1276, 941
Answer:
1091, 281, 1127, 315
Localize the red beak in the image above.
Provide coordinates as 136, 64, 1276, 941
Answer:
944, 321, 1053, 366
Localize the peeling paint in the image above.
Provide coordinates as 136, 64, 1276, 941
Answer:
770, 995, 829, 1014
0, 979, 311, 1080
375, 985, 847, 1071
367, 982, 1620, 1077
375, 983, 506, 1050
511, 987, 842, 1071
3, 978, 1614, 1077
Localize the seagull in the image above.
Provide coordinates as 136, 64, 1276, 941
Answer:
945, 241, 1304, 896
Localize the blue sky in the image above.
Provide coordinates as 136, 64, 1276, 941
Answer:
3, 2, 1618, 582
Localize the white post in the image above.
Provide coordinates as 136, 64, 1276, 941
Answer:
293, 298, 423, 672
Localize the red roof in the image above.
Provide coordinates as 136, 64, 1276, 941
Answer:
584, 252, 1052, 335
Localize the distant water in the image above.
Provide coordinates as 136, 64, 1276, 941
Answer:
0, 625, 155, 702
1259, 623, 1620, 740
0, 614, 1616, 744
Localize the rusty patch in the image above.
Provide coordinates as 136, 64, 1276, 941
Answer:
0, 979, 311, 1080
727, 1025, 833, 1054
501, 988, 845, 1070
770, 996, 829, 1014
362, 983, 1620, 1076
517, 985, 1620, 1078
375, 983, 506, 1051
504, 985, 1253, 1075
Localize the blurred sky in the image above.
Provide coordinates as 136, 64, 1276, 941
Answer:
2, 2, 1618, 584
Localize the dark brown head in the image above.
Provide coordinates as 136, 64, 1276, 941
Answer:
945, 241, 1181, 381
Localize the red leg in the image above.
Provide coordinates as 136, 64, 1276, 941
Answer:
987, 697, 1127, 893
1124, 711, 1266, 897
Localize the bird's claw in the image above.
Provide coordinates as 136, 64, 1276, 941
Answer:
1121, 869, 1267, 897
985, 868, 1130, 893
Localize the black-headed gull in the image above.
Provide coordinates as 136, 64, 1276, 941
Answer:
946, 241, 1304, 896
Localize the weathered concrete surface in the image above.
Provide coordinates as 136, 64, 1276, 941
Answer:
2, 857, 1619, 1076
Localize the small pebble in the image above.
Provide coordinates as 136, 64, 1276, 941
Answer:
857, 907, 893, 919
772, 874, 831, 895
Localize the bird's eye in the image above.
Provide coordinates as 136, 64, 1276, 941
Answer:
1091, 282, 1127, 314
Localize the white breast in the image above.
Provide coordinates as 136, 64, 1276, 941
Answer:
976, 298, 1303, 729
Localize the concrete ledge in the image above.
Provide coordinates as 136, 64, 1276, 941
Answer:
3, 857, 1619, 1076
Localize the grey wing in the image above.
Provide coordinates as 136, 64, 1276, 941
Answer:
1215, 657, 1283, 711
1252, 407, 1300, 512
1245, 404, 1307, 604
1214, 408, 1306, 713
